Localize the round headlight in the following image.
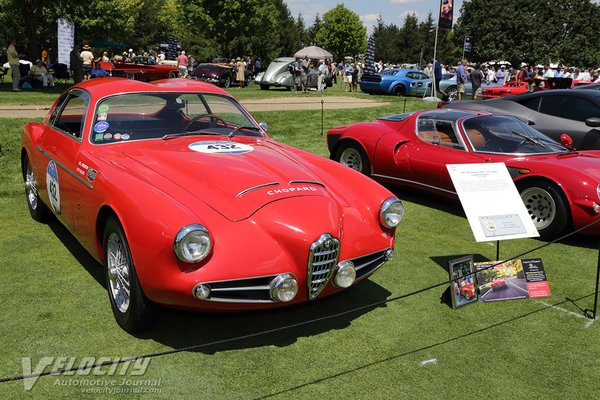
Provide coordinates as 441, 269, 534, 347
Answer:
333, 261, 356, 288
269, 273, 298, 302
596, 184, 600, 200
192, 284, 211, 300
379, 197, 404, 228
174, 224, 212, 263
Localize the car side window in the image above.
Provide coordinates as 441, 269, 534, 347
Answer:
516, 96, 541, 112
52, 90, 90, 139
539, 96, 600, 122
416, 118, 465, 150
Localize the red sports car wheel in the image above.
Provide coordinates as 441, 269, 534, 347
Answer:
22, 154, 50, 222
335, 144, 370, 175
518, 181, 568, 239
103, 216, 157, 332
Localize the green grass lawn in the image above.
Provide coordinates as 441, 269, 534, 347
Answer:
0, 96, 598, 399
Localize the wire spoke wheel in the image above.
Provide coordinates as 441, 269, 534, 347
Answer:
107, 232, 131, 313
25, 161, 38, 211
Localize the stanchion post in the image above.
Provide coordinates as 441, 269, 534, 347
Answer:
403, 97, 407, 113
496, 240, 500, 261
321, 100, 324, 136
593, 243, 600, 319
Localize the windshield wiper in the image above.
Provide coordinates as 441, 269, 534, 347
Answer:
511, 130, 547, 148
228, 126, 261, 138
162, 130, 220, 140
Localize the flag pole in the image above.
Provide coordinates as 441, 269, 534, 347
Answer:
423, 15, 440, 101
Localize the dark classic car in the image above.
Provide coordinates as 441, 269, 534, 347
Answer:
190, 62, 251, 88
439, 89, 600, 149
100, 56, 179, 81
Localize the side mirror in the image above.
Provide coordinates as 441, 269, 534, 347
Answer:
585, 117, 600, 127
259, 121, 268, 132
559, 133, 574, 149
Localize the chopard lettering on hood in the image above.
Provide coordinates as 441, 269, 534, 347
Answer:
267, 186, 318, 195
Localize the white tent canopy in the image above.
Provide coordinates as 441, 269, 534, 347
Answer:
294, 46, 333, 60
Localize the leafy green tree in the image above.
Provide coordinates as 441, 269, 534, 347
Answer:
307, 14, 322, 47
271, 0, 300, 60
315, 4, 366, 61
397, 13, 420, 64
295, 12, 309, 49
372, 15, 401, 63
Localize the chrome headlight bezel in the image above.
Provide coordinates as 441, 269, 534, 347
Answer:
333, 261, 356, 288
269, 273, 298, 302
596, 184, 600, 200
174, 224, 212, 263
379, 197, 404, 228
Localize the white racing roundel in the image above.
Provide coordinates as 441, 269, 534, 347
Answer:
188, 141, 254, 155
46, 161, 61, 214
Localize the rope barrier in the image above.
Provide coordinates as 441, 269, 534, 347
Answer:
0, 218, 598, 385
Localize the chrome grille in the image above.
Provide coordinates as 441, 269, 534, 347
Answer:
307, 233, 340, 300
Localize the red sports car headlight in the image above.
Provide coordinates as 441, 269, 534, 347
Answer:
379, 197, 404, 228
174, 224, 212, 263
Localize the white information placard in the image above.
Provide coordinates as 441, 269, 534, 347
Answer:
447, 163, 539, 242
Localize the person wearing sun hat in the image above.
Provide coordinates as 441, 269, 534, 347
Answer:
80, 43, 94, 81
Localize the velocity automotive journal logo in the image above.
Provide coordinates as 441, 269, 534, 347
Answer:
21, 356, 161, 393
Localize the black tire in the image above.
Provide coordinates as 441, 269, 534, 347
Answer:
223, 77, 231, 88
463, 292, 471, 300
392, 85, 406, 96
446, 86, 458, 101
22, 154, 51, 222
517, 180, 569, 240
103, 216, 158, 332
260, 84, 269, 90
333, 143, 371, 175
168, 71, 177, 79
125, 73, 136, 80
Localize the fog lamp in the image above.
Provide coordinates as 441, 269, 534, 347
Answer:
269, 273, 298, 302
192, 284, 211, 300
333, 261, 356, 288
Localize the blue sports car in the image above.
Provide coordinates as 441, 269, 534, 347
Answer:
359, 69, 431, 96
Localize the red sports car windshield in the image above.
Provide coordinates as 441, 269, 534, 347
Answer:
91, 92, 263, 144
461, 115, 568, 155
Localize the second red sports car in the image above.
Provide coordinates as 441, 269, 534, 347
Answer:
328, 109, 600, 239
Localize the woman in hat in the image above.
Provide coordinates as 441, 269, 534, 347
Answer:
236, 57, 245, 88
80, 44, 94, 81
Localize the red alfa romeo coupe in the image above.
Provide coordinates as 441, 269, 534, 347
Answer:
328, 109, 600, 240
22, 78, 403, 331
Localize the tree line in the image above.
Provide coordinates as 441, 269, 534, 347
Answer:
1, 0, 600, 68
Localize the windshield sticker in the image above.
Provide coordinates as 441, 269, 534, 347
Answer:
103, 133, 112, 140
188, 141, 254, 155
94, 121, 110, 133
113, 133, 122, 140
98, 104, 110, 113
46, 161, 61, 214
120, 133, 130, 140
97, 112, 108, 121
95, 134, 104, 141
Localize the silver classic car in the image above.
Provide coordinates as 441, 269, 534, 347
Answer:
254, 57, 322, 90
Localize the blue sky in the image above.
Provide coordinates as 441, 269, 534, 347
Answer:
286, 0, 464, 34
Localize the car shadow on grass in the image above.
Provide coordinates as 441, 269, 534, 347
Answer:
47, 217, 106, 288
45, 212, 392, 352
134, 280, 391, 353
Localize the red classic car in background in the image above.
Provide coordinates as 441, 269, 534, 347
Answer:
490, 277, 507, 290
481, 77, 590, 99
328, 108, 600, 240
100, 56, 178, 81
21, 77, 403, 331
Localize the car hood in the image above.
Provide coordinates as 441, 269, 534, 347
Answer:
122, 137, 330, 221
505, 151, 600, 179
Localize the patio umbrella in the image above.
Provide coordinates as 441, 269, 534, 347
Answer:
294, 46, 333, 60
